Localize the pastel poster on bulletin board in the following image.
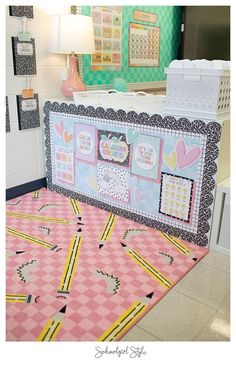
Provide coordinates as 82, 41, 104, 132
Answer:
97, 130, 130, 167
97, 163, 130, 203
131, 134, 161, 181
75, 124, 97, 164
159, 172, 194, 223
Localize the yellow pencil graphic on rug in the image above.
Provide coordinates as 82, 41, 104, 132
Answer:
99, 213, 117, 249
69, 198, 82, 215
6, 226, 61, 252
6, 211, 71, 225
160, 232, 197, 261
6, 293, 40, 303
121, 242, 172, 289
57, 234, 83, 295
32, 190, 39, 199
97, 292, 154, 341
37, 305, 66, 341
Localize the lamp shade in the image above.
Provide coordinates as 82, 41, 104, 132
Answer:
50, 14, 95, 54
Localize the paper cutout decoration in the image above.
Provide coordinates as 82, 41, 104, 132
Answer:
97, 163, 129, 203
86, 174, 98, 192
63, 130, 73, 144
129, 175, 139, 188
9, 6, 34, 18
176, 139, 202, 169
126, 128, 140, 144
131, 134, 161, 181
11, 37, 37, 75
16, 94, 40, 130
6, 96, 10, 133
134, 189, 148, 202
159, 173, 194, 223
163, 151, 177, 170
54, 120, 64, 139
54, 120, 73, 145
75, 124, 97, 164
98, 130, 130, 167
55, 146, 74, 185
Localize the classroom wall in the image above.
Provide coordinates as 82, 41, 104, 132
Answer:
82, 5, 182, 87
6, 6, 66, 189
6, 5, 182, 190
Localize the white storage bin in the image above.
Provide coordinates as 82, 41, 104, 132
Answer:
165, 59, 230, 119
73, 90, 109, 106
210, 177, 230, 255
73, 90, 166, 114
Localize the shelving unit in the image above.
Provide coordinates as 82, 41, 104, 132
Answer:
210, 177, 230, 255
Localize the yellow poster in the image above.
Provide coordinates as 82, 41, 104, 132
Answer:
91, 6, 122, 70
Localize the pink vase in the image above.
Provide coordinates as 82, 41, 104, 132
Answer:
61, 55, 86, 98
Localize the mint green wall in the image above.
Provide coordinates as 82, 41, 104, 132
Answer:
82, 6, 182, 86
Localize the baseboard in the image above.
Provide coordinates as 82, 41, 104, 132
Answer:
6, 178, 47, 201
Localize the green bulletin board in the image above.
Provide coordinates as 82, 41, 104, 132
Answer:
81, 6, 182, 86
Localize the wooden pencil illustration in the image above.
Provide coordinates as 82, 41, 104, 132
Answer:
97, 292, 154, 341
57, 234, 83, 295
69, 198, 81, 215
99, 213, 117, 249
121, 242, 172, 289
6, 293, 33, 303
6, 226, 61, 251
6, 211, 71, 225
160, 232, 197, 261
37, 305, 67, 341
32, 190, 39, 199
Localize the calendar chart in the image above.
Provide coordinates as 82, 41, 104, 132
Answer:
129, 22, 160, 67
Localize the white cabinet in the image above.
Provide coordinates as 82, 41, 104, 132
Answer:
210, 177, 230, 255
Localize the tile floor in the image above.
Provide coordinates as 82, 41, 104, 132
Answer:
121, 250, 230, 341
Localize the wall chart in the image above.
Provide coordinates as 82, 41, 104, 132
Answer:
91, 6, 122, 70
129, 22, 160, 67
44, 101, 222, 247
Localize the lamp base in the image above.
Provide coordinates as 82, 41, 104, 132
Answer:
61, 55, 86, 98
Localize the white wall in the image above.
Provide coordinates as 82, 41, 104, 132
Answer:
6, 6, 66, 189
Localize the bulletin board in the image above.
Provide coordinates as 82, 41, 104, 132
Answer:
81, 5, 182, 86
44, 101, 221, 247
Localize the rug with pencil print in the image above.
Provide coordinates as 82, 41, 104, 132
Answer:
6, 188, 208, 341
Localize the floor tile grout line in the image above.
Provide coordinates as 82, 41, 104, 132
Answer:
136, 325, 163, 341
200, 260, 230, 274
171, 288, 219, 310
213, 292, 230, 316
192, 308, 219, 341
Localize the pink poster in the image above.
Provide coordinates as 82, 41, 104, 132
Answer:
75, 124, 97, 164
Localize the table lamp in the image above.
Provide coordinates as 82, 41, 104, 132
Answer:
50, 13, 95, 98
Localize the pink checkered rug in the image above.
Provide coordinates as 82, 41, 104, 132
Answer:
6, 188, 208, 341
